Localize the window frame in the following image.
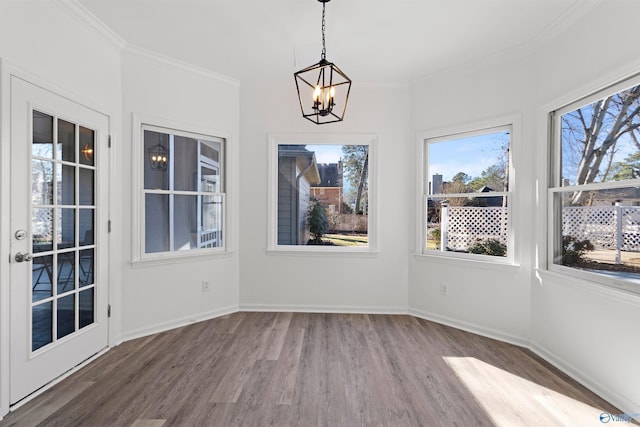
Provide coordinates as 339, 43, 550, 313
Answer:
547, 75, 640, 294
132, 115, 229, 265
417, 119, 517, 265
267, 133, 378, 255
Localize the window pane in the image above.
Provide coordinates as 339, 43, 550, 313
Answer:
200, 194, 223, 248
79, 168, 94, 205
79, 209, 94, 246
174, 136, 198, 191
144, 130, 169, 190
426, 196, 508, 257
277, 144, 368, 246
174, 195, 197, 250
145, 194, 170, 253
561, 84, 640, 186
428, 131, 510, 195
553, 188, 640, 280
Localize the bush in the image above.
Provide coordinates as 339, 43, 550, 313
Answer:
562, 236, 594, 266
431, 227, 441, 241
468, 238, 507, 257
307, 199, 329, 243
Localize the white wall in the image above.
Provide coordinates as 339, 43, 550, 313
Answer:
119, 49, 241, 339
238, 78, 411, 312
409, 0, 640, 414
408, 54, 537, 344
530, 1, 640, 414
0, 0, 122, 417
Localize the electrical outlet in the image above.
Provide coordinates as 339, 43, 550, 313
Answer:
440, 283, 448, 296
202, 281, 210, 292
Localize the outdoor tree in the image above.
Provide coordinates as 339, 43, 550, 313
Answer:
468, 163, 507, 191
562, 84, 640, 205
611, 151, 640, 180
342, 145, 369, 214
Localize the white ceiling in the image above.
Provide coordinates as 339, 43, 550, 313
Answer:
77, 0, 599, 83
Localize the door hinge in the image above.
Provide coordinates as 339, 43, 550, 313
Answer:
108, 305, 111, 318
108, 220, 111, 233
108, 135, 112, 148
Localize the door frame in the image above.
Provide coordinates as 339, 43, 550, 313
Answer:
0, 59, 119, 418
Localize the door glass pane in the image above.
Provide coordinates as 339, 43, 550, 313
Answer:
79, 209, 94, 246
79, 288, 94, 329
32, 301, 53, 351
79, 168, 94, 205
79, 249, 94, 287
201, 166, 219, 192
57, 119, 76, 162
57, 208, 75, 249
32, 255, 53, 302
32, 208, 53, 252
145, 194, 170, 253
58, 164, 75, 205
57, 252, 75, 294
56, 294, 75, 339
32, 111, 53, 159
79, 126, 94, 166
32, 159, 54, 205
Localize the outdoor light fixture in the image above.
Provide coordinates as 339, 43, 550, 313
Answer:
148, 136, 168, 171
294, 0, 351, 125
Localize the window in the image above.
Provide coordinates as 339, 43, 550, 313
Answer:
140, 124, 225, 259
268, 134, 376, 252
549, 77, 640, 290
422, 125, 513, 261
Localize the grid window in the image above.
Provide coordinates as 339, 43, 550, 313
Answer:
142, 125, 225, 257
424, 126, 512, 260
549, 78, 640, 290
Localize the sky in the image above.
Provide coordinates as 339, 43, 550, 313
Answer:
306, 144, 343, 164
428, 131, 510, 183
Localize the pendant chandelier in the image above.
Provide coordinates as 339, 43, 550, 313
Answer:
294, 0, 351, 125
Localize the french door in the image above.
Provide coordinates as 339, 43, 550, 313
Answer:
9, 77, 109, 405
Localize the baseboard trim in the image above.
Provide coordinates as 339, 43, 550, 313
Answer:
239, 303, 407, 315
408, 307, 530, 348
530, 343, 640, 420
120, 305, 239, 342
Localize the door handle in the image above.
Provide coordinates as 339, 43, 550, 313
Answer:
15, 252, 33, 263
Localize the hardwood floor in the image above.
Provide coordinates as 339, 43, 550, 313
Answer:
0, 312, 630, 426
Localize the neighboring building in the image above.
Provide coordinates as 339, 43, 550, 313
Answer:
277, 145, 321, 245
310, 162, 344, 213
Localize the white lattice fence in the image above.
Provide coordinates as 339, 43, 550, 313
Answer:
563, 206, 640, 251
445, 206, 508, 251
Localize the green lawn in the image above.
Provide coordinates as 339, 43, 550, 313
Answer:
324, 233, 368, 247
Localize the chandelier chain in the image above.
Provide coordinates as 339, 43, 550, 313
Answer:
321, 1, 326, 60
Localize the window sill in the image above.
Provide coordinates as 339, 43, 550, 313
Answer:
537, 267, 640, 301
413, 252, 520, 272
130, 250, 234, 268
266, 247, 379, 258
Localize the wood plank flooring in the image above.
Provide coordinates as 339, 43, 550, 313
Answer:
0, 312, 631, 426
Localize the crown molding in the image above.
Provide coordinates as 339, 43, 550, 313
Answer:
124, 45, 240, 88
51, 0, 127, 50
